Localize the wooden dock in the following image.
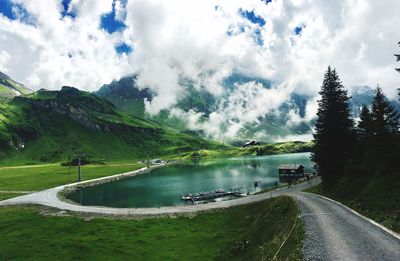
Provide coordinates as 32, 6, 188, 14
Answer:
181, 189, 241, 203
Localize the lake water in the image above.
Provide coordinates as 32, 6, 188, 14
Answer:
68, 152, 313, 208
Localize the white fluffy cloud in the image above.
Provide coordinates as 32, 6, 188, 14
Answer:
1, 0, 400, 140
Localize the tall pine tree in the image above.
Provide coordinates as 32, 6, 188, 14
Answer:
312, 67, 354, 186
396, 42, 400, 98
395, 41, 400, 73
358, 105, 373, 140
369, 86, 400, 175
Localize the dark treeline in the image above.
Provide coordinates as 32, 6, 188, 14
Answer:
312, 42, 400, 188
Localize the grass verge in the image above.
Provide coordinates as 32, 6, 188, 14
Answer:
0, 192, 26, 201
0, 162, 144, 192
0, 196, 303, 260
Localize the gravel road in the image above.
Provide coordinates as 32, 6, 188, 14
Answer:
296, 192, 400, 261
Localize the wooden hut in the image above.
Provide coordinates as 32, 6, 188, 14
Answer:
278, 164, 305, 183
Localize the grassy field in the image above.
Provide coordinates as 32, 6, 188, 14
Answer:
304, 175, 400, 233
0, 162, 144, 193
0, 196, 303, 261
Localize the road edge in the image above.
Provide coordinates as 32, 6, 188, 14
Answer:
302, 192, 400, 241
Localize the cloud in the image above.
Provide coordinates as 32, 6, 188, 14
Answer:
1, 0, 400, 140
0, 0, 131, 91
168, 81, 295, 140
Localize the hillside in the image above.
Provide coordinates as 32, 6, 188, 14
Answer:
0, 72, 32, 101
96, 74, 313, 141
0, 86, 224, 163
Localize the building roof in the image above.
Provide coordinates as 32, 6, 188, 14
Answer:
278, 164, 304, 170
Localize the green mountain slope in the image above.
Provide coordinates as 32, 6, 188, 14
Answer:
0, 72, 32, 101
0, 86, 224, 162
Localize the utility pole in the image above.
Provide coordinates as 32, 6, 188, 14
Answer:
68, 155, 71, 182
78, 156, 82, 182
147, 152, 150, 169
75, 152, 85, 182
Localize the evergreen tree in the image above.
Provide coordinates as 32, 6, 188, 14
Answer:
358, 105, 372, 139
368, 86, 400, 175
312, 67, 354, 186
371, 87, 399, 136
395, 41, 400, 73
355, 105, 374, 175
395, 42, 400, 99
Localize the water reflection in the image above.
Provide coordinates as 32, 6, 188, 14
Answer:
68, 152, 313, 208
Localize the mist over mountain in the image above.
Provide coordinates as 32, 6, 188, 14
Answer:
2, 70, 398, 145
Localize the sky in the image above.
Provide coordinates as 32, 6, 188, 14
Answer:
1, 0, 400, 140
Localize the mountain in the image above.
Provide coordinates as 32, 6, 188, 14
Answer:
96, 74, 313, 141
0, 86, 224, 162
96, 75, 151, 118
349, 86, 375, 116
0, 72, 32, 101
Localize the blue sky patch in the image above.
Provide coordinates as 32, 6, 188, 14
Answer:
0, 0, 14, 20
239, 8, 266, 27
0, 0, 35, 25
115, 42, 133, 55
262, 0, 273, 5
61, 0, 76, 18
294, 25, 306, 36
101, 0, 127, 34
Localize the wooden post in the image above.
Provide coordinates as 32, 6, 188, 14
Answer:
78, 156, 82, 182
68, 155, 71, 181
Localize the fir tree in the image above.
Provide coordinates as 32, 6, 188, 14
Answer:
358, 105, 373, 141
312, 67, 354, 186
395, 42, 400, 99
368, 87, 400, 175
395, 41, 400, 73
371, 86, 399, 137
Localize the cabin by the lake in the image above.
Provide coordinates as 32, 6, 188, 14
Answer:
278, 164, 305, 183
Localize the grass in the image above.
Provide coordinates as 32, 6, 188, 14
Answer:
0, 192, 25, 201
0, 196, 303, 261
304, 175, 400, 233
0, 162, 144, 192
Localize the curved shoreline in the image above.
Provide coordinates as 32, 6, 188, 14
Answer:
60, 162, 172, 198
0, 163, 319, 216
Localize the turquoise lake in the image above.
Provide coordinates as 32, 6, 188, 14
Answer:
68, 152, 313, 208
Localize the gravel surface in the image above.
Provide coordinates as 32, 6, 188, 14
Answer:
296, 192, 400, 261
